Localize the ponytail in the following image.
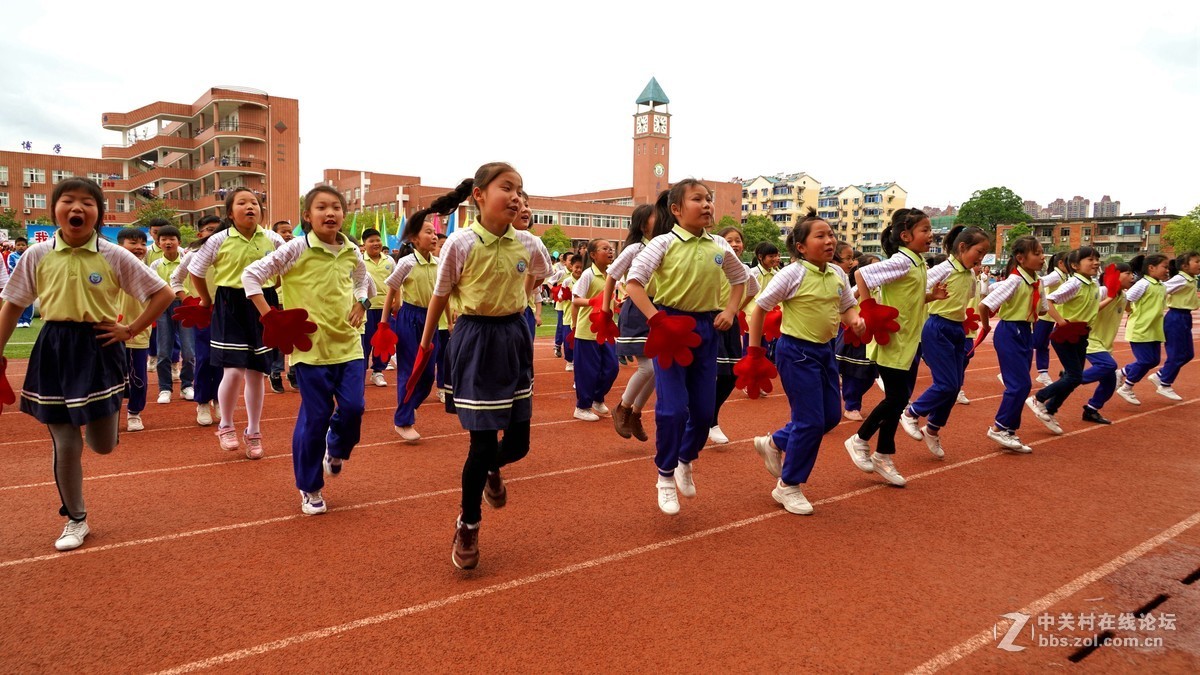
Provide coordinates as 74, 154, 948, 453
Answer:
944, 224, 991, 260
1128, 254, 1146, 278
882, 208, 928, 257
651, 189, 674, 237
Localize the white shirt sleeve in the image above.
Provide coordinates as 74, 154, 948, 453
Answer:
1125, 278, 1150, 303
858, 252, 914, 291
982, 274, 1023, 314
99, 240, 167, 302
242, 237, 307, 297
189, 229, 230, 279
0, 256, 9, 291
1164, 274, 1193, 295
627, 234, 673, 287
431, 230, 477, 298
572, 268, 596, 299
1047, 276, 1083, 304
171, 251, 193, 293
607, 243, 643, 281
386, 255, 417, 291
718, 236, 750, 286
755, 263, 804, 310
836, 266, 856, 313
519, 232, 552, 281
0, 243, 50, 307
925, 260, 953, 290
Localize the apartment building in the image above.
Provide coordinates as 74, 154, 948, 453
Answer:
813, 182, 908, 254
995, 214, 1180, 263
739, 172, 823, 234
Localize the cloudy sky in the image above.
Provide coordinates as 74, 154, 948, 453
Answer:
2, 1, 1196, 214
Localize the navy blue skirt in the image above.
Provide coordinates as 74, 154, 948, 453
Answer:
616, 300, 650, 358
210, 286, 276, 373
716, 323, 743, 377
447, 314, 533, 430
22, 321, 127, 425
834, 325, 876, 380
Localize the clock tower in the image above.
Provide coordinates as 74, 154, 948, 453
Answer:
632, 77, 670, 205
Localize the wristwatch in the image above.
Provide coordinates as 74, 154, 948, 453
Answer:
358, 297, 371, 310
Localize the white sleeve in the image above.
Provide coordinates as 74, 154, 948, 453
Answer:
572, 268, 596, 299
718, 237, 750, 286
431, 230, 476, 298
242, 237, 307, 297
836, 266, 856, 312
627, 234, 672, 287
189, 229, 230, 279
755, 263, 804, 310
1047, 276, 1083, 304
859, 253, 914, 290
1164, 274, 1192, 295
982, 275, 1022, 313
0, 257, 9, 290
925, 260, 953, 290
607, 243, 643, 281
520, 232, 552, 281
1125, 278, 1150, 303
170, 252, 193, 293
100, 240, 167, 302
386, 255, 416, 291
350, 246, 370, 299
0, 244, 50, 307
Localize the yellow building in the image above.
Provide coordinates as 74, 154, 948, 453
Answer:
817, 182, 907, 255
739, 172, 823, 236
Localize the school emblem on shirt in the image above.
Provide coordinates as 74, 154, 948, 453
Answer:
88, 272, 103, 285
516, 260, 527, 273
714, 254, 724, 266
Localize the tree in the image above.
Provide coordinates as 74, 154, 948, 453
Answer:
1003, 223, 1033, 252
956, 187, 1030, 232
740, 214, 782, 262
1164, 204, 1200, 254
717, 215, 739, 231
132, 199, 181, 228
538, 224, 572, 254
0, 208, 20, 235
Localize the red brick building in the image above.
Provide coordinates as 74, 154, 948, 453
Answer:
319, 79, 742, 250
0, 151, 119, 229
995, 214, 1181, 264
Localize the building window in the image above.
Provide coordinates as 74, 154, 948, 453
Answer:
24, 193, 47, 209
0, 166, 7, 182
1059, 227, 1070, 238
1082, 227, 1091, 240
52, 170, 74, 183
87, 172, 107, 183
592, 215, 621, 229
531, 211, 556, 225
560, 213, 589, 227
0, 192, 7, 207
741, 204, 748, 212
1148, 224, 1161, 234
23, 168, 46, 184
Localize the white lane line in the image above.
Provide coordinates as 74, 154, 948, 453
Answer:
148, 399, 1196, 673
907, 510, 1200, 674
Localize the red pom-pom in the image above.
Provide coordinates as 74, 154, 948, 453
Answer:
732, 346, 777, 399
260, 308, 319, 354
370, 321, 398, 362
645, 312, 701, 368
962, 307, 981, 335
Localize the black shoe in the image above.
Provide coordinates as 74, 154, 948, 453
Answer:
269, 373, 285, 394
286, 370, 297, 390
554, 345, 562, 358
1082, 406, 1111, 425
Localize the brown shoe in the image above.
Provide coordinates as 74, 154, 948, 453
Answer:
483, 471, 507, 508
612, 403, 633, 439
629, 410, 649, 442
452, 518, 479, 570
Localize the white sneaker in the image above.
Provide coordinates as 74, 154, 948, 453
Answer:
1036, 372, 1053, 387
437, 390, 446, 403
573, 408, 600, 422
300, 490, 326, 515
996, 373, 1005, 386
181, 386, 194, 401
753, 435, 783, 478
387, 355, 397, 370
656, 476, 680, 515
1149, 372, 1183, 401
899, 410, 924, 440
772, 481, 813, 515
844, 435, 874, 473
1116, 383, 1141, 405
371, 372, 387, 388
870, 452, 907, 486
147, 356, 158, 371
987, 426, 1032, 453
592, 402, 610, 416
55, 519, 90, 551
956, 391, 970, 405
157, 390, 171, 404
875, 376, 886, 392
196, 403, 213, 427
674, 462, 696, 498
708, 425, 729, 444
126, 414, 144, 432
921, 425, 944, 458
843, 409, 863, 421
323, 451, 343, 477
1025, 396, 1063, 434
565, 362, 574, 372
394, 425, 421, 442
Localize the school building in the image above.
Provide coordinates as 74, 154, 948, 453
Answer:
319, 78, 742, 251
994, 214, 1182, 264
1, 87, 300, 240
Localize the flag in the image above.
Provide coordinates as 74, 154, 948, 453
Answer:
395, 212, 406, 248
447, 210, 457, 235
292, 222, 304, 238
349, 212, 358, 240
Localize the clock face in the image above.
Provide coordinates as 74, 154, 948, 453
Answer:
653, 115, 667, 134
653, 163, 664, 177
636, 115, 648, 134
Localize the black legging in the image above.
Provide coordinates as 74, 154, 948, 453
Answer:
461, 420, 531, 524
855, 358, 920, 455
712, 373, 737, 427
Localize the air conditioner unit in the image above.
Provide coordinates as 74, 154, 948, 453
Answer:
0, 180, 6, 186
23, 208, 32, 214
23, 181, 32, 188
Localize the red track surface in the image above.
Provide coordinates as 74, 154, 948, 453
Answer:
2, 330, 1198, 672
